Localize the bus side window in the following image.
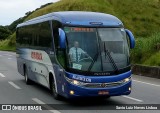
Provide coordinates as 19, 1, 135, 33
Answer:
52, 20, 61, 50
38, 22, 52, 48
18, 26, 30, 48
16, 28, 20, 47
52, 20, 66, 68
26, 21, 52, 50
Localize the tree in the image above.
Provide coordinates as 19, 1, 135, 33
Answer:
0, 26, 12, 40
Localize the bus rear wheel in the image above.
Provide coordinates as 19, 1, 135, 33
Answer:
24, 67, 32, 85
50, 77, 61, 100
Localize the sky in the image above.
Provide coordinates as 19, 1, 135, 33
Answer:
0, 0, 59, 26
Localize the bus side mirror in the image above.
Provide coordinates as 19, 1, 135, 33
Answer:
125, 29, 135, 49
59, 28, 66, 49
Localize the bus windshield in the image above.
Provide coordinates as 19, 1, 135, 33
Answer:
64, 27, 130, 73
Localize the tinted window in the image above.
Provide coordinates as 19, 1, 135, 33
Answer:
52, 20, 66, 67
17, 21, 52, 49
52, 20, 61, 49
38, 22, 52, 48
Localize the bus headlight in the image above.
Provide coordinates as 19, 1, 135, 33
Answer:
65, 76, 85, 86
73, 80, 80, 85
72, 80, 85, 86
124, 77, 131, 83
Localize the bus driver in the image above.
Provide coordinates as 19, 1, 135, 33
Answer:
69, 41, 88, 62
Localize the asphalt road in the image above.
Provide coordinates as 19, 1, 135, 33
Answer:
0, 51, 160, 113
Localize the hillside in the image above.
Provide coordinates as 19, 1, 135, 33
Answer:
0, 26, 11, 40
0, 0, 160, 66
26, 0, 160, 37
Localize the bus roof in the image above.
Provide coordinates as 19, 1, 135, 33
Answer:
17, 11, 123, 27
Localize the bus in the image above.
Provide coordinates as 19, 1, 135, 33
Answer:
16, 11, 135, 99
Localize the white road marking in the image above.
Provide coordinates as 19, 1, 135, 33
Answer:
8, 81, 21, 89
4, 54, 12, 56
122, 96, 143, 102
8, 58, 12, 60
0, 55, 2, 57
133, 79, 160, 87
32, 98, 61, 113
0, 73, 5, 77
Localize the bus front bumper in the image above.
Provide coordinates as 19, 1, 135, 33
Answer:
65, 81, 131, 99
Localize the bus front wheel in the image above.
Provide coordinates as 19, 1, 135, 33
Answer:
50, 77, 61, 100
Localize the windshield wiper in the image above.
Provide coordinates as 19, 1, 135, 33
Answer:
104, 43, 119, 73
88, 52, 99, 71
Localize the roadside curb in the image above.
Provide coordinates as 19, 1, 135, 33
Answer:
132, 64, 160, 79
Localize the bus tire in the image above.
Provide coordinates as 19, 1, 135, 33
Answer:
24, 66, 32, 85
50, 76, 61, 100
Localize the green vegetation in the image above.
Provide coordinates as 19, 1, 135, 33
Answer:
0, 0, 160, 66
131, 32, 160, 66
144, 52, 160, 66
0, 33, 16, 51
8, 17, 26, 32
0, 26, 11, 40
26, 0, 160, 37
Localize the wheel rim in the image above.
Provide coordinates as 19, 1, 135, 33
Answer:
25, 72, 28, 82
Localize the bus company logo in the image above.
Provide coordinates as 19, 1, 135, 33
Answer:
31, 52, 43, 60
101, 83, 107, 87
72, 75, 91, 82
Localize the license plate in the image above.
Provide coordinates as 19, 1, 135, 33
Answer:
98, 91, 109, 95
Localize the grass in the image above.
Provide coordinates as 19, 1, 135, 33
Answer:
0, 33, 16, 51
144, 52, 160, 66
0, 39, 16, 51
26, 0, 160, 37
131, 32, 160, 65
0, 0, 160, 66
